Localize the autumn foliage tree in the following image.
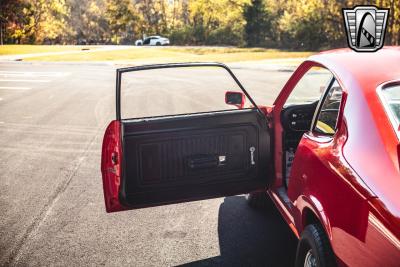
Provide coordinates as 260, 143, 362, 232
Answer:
1, 0, 399, 50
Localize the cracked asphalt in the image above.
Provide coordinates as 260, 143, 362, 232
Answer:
0, 62, 297, 267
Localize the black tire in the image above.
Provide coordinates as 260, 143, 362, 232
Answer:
156, 42, 161, 46
245, 191, 272, 209
295, 224, 336, 267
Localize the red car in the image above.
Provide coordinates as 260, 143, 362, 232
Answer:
101, 47, 400, 267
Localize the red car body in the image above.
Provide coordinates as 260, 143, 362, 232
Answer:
101, 47, 400, 266
268, 47, 400, 266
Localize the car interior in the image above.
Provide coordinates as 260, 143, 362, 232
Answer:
280, 100, 319, 186
279, 72, 343, 189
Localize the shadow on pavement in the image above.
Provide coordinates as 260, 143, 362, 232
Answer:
176, 195, 297, 267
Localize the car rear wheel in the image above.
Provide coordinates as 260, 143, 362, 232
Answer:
156, 42, 161, 46
245, 191, 272, 209
295, 224, 336, 267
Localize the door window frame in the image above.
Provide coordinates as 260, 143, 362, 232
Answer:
115, 62, 263, 120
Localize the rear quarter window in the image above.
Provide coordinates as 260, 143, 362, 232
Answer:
313, 80, 343, 135
379, 84, 400, 137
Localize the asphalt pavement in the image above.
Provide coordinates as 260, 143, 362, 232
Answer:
0, 61, 297, 266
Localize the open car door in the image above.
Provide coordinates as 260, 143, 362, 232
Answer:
101, 63, 273, 213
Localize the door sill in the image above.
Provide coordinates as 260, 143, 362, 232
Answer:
269, 186, 295, 224
276, 187, 294, 210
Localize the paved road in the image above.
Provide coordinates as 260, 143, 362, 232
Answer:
0, 62, 297, 266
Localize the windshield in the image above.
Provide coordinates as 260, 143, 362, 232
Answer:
379, 84, 400, 134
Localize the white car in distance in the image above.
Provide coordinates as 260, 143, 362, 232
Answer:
135, 36, 170, 46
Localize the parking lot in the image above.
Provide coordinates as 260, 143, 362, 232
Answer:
0, 61, 297, 266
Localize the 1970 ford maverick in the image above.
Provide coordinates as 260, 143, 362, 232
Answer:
101, 47, 400, 267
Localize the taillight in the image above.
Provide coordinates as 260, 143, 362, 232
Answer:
101, 120, 125, 212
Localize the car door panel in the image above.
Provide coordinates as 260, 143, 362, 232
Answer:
101, 63, 273, 212
120, 109, 271, 208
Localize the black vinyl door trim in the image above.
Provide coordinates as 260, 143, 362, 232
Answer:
119, 109, 271, 209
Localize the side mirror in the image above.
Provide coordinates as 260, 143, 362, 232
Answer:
225, 91, 245, 109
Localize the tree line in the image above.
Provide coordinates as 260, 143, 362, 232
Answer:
1, 0, 399, 50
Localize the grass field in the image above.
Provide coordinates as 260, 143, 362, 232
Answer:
0, 45, 313, 63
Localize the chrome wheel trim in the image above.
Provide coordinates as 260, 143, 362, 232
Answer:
304, 249, 317, 267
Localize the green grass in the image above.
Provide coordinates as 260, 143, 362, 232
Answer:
0, 45, 98, 55
0, 45, 313, 63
